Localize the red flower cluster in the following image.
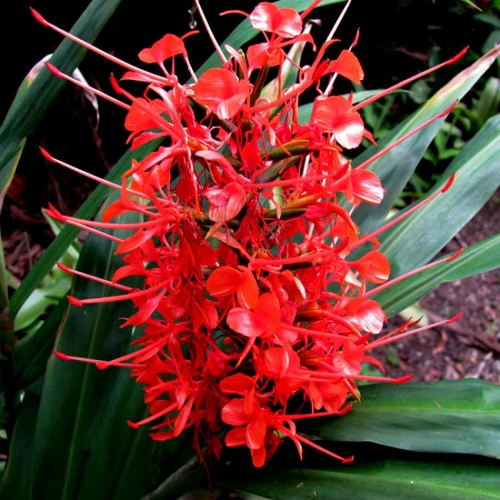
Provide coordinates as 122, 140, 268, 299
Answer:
34, 1, 464, 468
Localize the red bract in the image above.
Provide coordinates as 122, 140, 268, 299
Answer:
193, 68, 250, 119
138, 34, 186, 64
312, 96, 365, 149
37, 0, 465, 472
249, 2, 302, 38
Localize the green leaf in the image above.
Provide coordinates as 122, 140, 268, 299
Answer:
0, 379, 43, 499
29, 203, 154, 500
13, 298, 67, 391
217, 454, 500, 500
379, 113, 500, 278
376, 233, 500, 317
197, 0, 346, 75
303, 380, 500, 457
0, 0, 123, 186
8, 139, 162, 319
352, 45, 500, 236
475, 77, 500, 125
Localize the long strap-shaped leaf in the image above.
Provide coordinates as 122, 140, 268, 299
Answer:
0, 0, 123, 187
302, 379, 500, 457
28, 204, 158, 500
8, 140, 161, 318
379, 113, 500, 278
376, 233, 500, 317
216, 454, 500, 500
353, 45, 500, 236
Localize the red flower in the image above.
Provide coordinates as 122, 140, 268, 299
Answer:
39, 0, 464, 472
249, 2, 302, 38
312, 96, 365, 149
193, 68, 249, 119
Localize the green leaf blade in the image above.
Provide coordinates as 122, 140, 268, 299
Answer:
303, 380, 500, 457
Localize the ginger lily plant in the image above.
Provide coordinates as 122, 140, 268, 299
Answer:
0, 1, 500, 498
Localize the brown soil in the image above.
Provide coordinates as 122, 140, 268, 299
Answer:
373, 191, 500, 383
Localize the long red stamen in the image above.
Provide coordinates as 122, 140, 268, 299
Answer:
353, 48, 468, 111
281, 428, 353, 463
45, 63, 131, 110
128, 402, 177, 428
368, 312, 463, 350
351, 174, 455, 250
356, 102, 457, 171
54, 351, 143, 368
278, 404, 353, 420
45, 208, 124, 243
364, 247, 464, 298
30, 8, 168, 84
73, 283, 167, 305
39, 148, 148, 199
60, 215, 165, 231
57, 263, 133, 291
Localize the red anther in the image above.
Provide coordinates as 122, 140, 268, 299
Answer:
109, 73, 122, 94
54, 351, 71, 361
68, 296, 84, 307
342, 456, 355, 464
448, 46, 468, 65
39, 147, 55, 162
447, 246, 465, 261
448, 311, 464, 323
127, 420, 140, 429
441, 173, 456, 193
56, 262, 71, 273
30, 7, 48, 26
438, 100, 458, 118
45, 62, 62, 78
393, 374, 413, 384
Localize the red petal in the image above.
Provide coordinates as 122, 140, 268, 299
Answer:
220, 373, 255, 394
207, 182, 247, 222
350, 169, 384, 205
174, 396, 194, 437
193, 69, 249, 119
227, 308, 266, 338
221, 399, 251, 426
351, 251, 390, 284
250, 2, 302, 38
246, 412, 267, 450
325, 50, 364, 84
236, 267, 259, 309
251, 446, 267, 468
312, 96, 364, 149
225, 427, 247, 447
138, 34, 185, 64
206, 266, 241, 297
254, 293, 281, 335
346, 299, 386, 334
